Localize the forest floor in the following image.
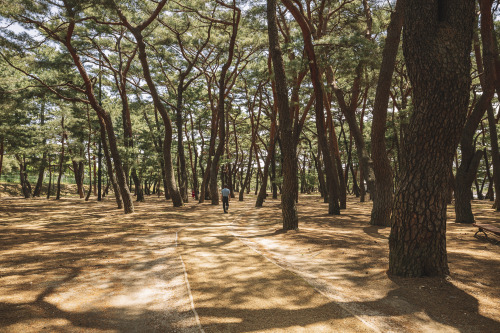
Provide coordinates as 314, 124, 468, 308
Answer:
0, 190, 499, 332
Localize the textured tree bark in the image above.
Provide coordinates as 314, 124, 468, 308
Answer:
370, 0, 403, 226
389, 0, 474, 277
268, 0, 298, 229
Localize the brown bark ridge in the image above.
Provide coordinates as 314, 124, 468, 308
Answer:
389, 0, 474, 277
370, 0, 403, 226
268, 0, 299, 229
455, 0, 496, 223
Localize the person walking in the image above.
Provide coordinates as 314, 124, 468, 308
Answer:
221, 185, 230, 213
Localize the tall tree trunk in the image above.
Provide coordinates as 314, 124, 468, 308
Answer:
389, 0, 474, 277
268, 0, 298, 229
176, 78, 189, 202
256, 120, 277, 207
130, 32, 182, 207
210, 4, 240, 205
33, 101, 47, 197
64, 19, 134, 213
46, 156, 52, 199
370, 0, 403, 226
486, 104, 500, 210
282, 0, 340, 215
455, 1, 495, 223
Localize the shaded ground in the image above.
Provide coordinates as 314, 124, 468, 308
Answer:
0, 192, 499, 332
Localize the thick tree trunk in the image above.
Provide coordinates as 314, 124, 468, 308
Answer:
370, 0, 403, 226
389, 0, 474, 277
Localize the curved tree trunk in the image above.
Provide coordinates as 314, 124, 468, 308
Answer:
370, 0, 403, 226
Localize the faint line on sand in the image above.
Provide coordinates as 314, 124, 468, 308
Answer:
176, 229, 205, 333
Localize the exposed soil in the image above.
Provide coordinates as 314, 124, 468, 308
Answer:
0, 191, 499, 332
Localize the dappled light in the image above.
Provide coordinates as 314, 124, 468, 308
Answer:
1, 194, 498, 332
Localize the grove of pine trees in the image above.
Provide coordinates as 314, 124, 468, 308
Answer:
0, 0, 496, 278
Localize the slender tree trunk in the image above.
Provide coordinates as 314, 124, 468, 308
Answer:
56, 116, 65, 200
98, 116, 123, 209
389, 0, 474, 277
283, 0, 340, 215
455, 1, 495, 223
0, 136, 3, 182
46, 157, 52, 199
486, 104, 500, 210
370, 0, 403, 226
210, 5, 240, 205
130, 29, 182, 207
176, 79, 189, 202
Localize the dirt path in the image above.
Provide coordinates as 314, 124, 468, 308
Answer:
1, 195, 499, 332
178, 203, 373, 332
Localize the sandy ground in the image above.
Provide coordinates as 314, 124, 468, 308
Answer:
0, 193, 499, 332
